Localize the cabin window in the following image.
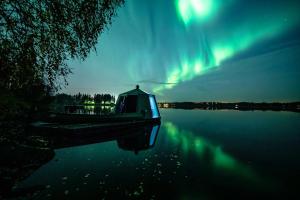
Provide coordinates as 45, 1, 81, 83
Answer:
117, 95, 137, 113
149, 96, 159, 118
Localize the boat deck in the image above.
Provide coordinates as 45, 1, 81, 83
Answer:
30, 114, 161, 136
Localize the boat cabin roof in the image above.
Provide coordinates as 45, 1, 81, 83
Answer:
119, 85, 149, 96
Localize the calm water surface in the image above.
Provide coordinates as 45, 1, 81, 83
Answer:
17, 109, 300, 199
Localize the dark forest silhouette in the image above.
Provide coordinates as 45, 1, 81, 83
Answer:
54, 93, 116, 105
51, 93, 116, 114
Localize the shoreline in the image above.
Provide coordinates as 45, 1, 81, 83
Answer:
158, 102, 300, 112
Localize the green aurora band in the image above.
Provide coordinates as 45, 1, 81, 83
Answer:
176, 0, 225, 25
153, 0, 300, 93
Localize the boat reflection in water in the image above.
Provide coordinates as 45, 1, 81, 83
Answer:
49, 123, 161, 153
5, 124, 160, 199
117, 124, 160, 154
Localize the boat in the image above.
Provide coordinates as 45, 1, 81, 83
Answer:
30, 85, 161, 134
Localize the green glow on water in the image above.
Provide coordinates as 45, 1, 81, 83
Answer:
164, 122, 181, 144
163, 121, 262, 182
214, 147, 236, 169
181, 133, 190, 153
194, 138, 205, 155
164, 122, 179, 136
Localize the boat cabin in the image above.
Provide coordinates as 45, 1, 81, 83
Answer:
115, 85, 160, 120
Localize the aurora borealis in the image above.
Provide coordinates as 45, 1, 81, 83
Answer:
64, 0, 300, 101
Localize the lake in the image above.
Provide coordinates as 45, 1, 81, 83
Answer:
15, 109, 300, 199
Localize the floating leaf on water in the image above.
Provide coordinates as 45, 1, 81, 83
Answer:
84, 173, 90, 178
64, 190, 69, 195
139, 185, 144, 193
46, 185, 51, 189
157, 163, 162, 167
62, 177, 68, 180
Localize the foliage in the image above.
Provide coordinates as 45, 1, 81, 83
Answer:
0, 0, 124, 92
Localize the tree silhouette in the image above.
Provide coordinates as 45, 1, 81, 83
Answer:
0, 0, 124, 92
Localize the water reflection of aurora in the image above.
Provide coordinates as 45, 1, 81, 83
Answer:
163, 121, 269, 185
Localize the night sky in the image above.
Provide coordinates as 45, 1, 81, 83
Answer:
63, 0, 300, 102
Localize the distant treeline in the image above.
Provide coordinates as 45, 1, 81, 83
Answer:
158, 102, 300, 112
53, 93, 116, 105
